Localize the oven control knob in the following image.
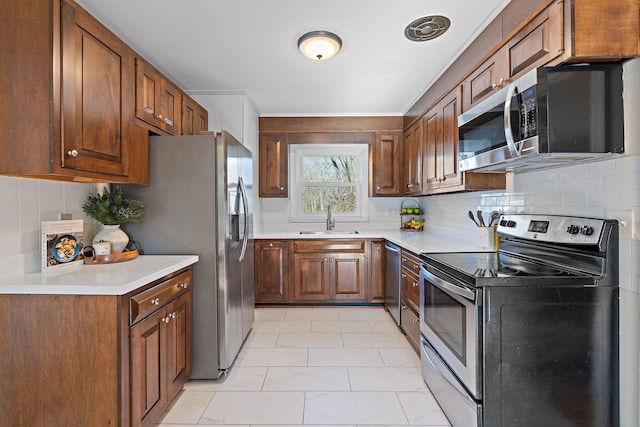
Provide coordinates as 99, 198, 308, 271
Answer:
506, 220, 516, 228
567, 225, 580, 234
499, 219, 507, 226
580, 225, 594, 236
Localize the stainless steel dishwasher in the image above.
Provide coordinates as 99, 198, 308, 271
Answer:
384, 242, 401, 325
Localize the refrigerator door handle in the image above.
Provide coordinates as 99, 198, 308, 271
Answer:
238, 176, 249, 262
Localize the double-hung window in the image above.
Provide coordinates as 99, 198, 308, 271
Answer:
289, 144, 368, 221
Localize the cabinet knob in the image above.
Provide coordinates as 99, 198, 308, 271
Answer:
376, 186, 381, 190
157, 114, 163, 120
163, 316, 170, 323
413, 282, 419, 287
401, 273, 407, 278
413, 318, 419, 324
269, 243, 274, 247
177, 282, 189, 289
67, 149, 78, 157
151, 298, 160, 306
407, 183, 414, 188
171, 312, 176, 319
280, 187, 284, 191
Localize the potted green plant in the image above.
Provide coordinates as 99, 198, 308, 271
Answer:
82, 186, 144, 253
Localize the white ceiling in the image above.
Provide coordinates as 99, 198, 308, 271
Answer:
75, 0, 510, 116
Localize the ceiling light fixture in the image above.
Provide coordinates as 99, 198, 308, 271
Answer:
297, 31, 342, 61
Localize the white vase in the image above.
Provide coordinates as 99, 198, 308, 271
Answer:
93, 224, 129, 254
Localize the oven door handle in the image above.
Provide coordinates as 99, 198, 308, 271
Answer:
420, 264, 475, 301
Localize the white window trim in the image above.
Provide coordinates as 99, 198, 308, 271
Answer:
289, 144, 369, 222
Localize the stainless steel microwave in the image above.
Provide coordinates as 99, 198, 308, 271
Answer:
458, 63, 624, 172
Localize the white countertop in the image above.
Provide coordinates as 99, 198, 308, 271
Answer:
255, 229, 485, 255
0, 255, 199, 295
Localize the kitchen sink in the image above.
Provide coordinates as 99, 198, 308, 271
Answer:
299, 230, 359, 234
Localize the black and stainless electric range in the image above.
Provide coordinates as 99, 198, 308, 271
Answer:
419, 214, 619, 427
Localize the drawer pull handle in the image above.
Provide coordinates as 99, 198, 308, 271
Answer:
151, 298, 160, 306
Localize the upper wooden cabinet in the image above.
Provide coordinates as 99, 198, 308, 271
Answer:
423, 87, 505, 195
259, 134, 289, 197
403, 120, 424, 195
424, 87, 463, 192
259, 117, 404, 198
181, 93, 209, 135
0, 0, 148, 183
370, 133, 403, 196
135, 58, 182, 135
464, 1, 563, 110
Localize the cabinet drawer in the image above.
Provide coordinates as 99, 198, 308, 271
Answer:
400, 301, 420, 354
130, 271, 191, 325
293, 240, 365, 253
401, 251, 421, 274
401, 268, 420, 311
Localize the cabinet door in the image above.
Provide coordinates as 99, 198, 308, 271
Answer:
330, 252, 367, 301
506, 0, 563, 78
259, 134, 288, 197
255, 240, 289, 303
182, 94, 209, 136
159, 79, 181, 135
462, 49, 509, 111
293, 252, 330, 301
423, 106, 441, 190
165, 292, 192, 400
369, 240, 384, 302
371, 133, 403, 196
135, 58, 161, 129
439, 88, 463, 189
60, 0, 132, 177
135, 58, 182, 135
403, 120, 423, 195
130, 307, 166, 427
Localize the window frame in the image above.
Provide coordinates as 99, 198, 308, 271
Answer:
289, 144, 369, 222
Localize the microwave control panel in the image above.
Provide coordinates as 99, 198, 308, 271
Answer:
519, 86, 537, 139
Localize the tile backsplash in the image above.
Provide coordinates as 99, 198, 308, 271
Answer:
422, 154, 640, 294
0, 177, 95, 278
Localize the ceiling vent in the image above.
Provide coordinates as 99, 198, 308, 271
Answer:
404, 15, 451, 42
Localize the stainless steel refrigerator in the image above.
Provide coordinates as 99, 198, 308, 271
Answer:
124, 131, 254, 379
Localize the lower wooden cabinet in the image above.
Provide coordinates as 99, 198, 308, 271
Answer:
369, 240, 385, 303
255, 240, 290, 303
255, 239, 384, 304
400, 301, 420, 354
400, 249, 421, 354
130, 289, 192, 427
293, 240, 367, 302
0, 267, 192, 427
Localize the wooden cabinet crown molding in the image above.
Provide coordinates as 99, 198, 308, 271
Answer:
260, 116, 403, 134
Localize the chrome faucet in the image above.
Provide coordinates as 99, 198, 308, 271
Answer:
326, 202, 335, 230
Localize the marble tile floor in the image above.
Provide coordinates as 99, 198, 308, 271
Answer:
157, 306, 450, 427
